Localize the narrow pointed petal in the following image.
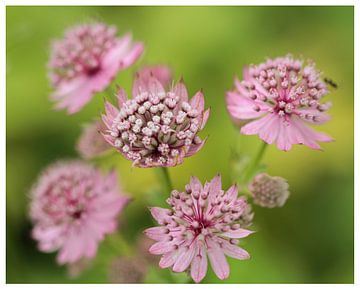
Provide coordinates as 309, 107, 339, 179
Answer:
221, 241, 250, 260
207, 239, 230, 280
173, 244, 196, 272
221, 228, 254, 239
190, 90, 205, 112
191, 244, 208, 283
173, 80, 189, 101
149, 207, 172, 224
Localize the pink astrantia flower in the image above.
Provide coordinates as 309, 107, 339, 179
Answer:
101, 66, 210, 168
226, 55, 333, 151
48, 22, 144, 114
144, 175, 253, 283
76, 120, 111, 159
30, 161, 129, 264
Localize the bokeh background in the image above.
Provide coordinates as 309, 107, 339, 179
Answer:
6, 6, 354, 283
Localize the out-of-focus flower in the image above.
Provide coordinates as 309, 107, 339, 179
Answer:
249, 173, 290, 208
48, 22, 144, 114
134, 64, 172, 88
226, 55, 333, 151
108, 256, 147, 283
30, 160, 129, 264
101, 67, 210, 168
144, 175, 253, 283
76, 120, 111, 159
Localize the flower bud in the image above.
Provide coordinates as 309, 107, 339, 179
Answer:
249, 173, 290, 208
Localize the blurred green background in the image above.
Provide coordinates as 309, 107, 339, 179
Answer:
6, 6, 354, 283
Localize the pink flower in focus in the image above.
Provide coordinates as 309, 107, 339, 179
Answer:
101, 67, 210, 168
76, 120, 111, 159
144, 175, 253, 283
226, 55, 333, 151
49, 22, 144, 114
30, 161, 129, 264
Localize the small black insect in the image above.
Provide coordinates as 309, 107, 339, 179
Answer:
324, 77, 338, 89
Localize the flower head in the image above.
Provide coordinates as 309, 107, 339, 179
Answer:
249, 173, 290, 208
49, 22, 144, 114
226, 55, 333, 151
76, 120, 111, 159
30, 160, 129, 264
144, 175, 253, 283
101, 66, 210, 168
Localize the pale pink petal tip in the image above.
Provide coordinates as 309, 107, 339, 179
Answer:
226, 54, 334, 151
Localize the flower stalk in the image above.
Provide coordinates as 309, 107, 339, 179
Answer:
156, 167, 173, 196
243, 141, 268, 184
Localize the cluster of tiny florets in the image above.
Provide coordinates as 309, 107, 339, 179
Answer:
49, 23, 117, 85
249, 173, 290, 208
107, 89, 204, 167
240, 56, 331, 122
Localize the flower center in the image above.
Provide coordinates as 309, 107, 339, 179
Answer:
109, 91, 202, 167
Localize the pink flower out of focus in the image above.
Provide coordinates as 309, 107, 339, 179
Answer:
101, 65, 210, 168
48, 22, 144, 114
30, 161, 129, 264
144, 175, 253, 283
76, 120, 111, 159
226, 55, 333, 151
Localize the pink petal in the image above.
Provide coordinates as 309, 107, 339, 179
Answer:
225, 184, 238, 203
118, 42, 144, 70
190, 90, 205, 112
57, 227, 86, 264
221, 228, 254, 239
190, 176, 203, 192
220, 240, 250, 260
173, 80, 188, 102
191, 243, 208, 283
147, 76, 166, 96
173, 244, 196, 272
144, 227, 168, 241
240, 113, 273, 135
200, 108, 211, 130
149, 241, 174, 255
185, 137, 207, 157
104, 101, 119, 119
226, 91, 267, 120
296, 108, 331, 124
103, 33, 143, 70
276, 119, 292, 151
258, 114, 281, 145
149, 207, 172, 224
116, 86, 128, 108
206, 238, 230, 280
52, 76, 94, 114
159, 249, 182, 268
209, 174, 222, 197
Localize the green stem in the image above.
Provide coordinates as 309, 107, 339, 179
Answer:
243, 141, 268, 183
157, 167, 173, 195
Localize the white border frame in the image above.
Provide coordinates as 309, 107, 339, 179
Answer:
1, 1, 357, 288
